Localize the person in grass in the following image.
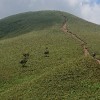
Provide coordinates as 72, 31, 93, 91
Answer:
92, 52, 96, 58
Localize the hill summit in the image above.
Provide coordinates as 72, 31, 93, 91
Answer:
0, 11, 100, 100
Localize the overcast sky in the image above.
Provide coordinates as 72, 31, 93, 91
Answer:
0, 0, 100, 24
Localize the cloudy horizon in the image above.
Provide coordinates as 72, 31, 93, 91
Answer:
0, 0, 100, 25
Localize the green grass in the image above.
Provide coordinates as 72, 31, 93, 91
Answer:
65, 12, 100, 56
0, 10, 100, 100
0, 11, 63, 39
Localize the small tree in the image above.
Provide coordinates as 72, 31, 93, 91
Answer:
20, 53, 29, 67
20, 58, 27, 67
44, 47, 49, 57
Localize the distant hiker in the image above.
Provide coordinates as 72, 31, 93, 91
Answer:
92, 52, 96, 58
44, 47, 49, 57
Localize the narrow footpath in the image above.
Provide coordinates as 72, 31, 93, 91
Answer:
61, 15, 100, 64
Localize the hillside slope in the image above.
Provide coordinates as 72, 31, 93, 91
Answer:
0, 11, 100, 100
0, 11, 63, 38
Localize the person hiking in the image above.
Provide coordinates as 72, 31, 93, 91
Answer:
92, 52, 96, 58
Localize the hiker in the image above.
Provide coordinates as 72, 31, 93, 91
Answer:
92, 52, 96, 58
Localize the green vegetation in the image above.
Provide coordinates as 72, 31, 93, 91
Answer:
0, 11, 100, 100
0, 11, 63, 39
65, 12, 100, 57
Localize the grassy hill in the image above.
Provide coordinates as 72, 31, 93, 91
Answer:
0, 11, 63, 39
0, 11, 100, 100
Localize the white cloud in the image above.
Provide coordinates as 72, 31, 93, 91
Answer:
63, 0, 100, 24
80, 2, 100, 24
66, 0, 79, 7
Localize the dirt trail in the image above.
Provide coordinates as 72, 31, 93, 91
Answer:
62, 23, 90, 57
96, 59, 100, 64
61, 15, 100, 64
83, 45, 90, 57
